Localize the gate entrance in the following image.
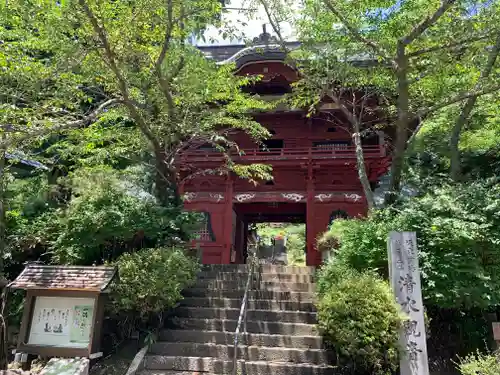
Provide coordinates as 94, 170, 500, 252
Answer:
232, 202, 306, 265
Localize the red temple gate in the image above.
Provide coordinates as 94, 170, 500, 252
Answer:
178, 44, 391, 267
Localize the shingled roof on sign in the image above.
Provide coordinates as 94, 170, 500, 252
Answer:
8, 264, 117, 292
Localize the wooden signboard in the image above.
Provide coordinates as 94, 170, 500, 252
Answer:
388, 232, 429, 375
28, 296, 95, 348
8, 264, 116, 358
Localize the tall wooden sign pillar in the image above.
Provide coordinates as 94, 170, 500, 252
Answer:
388, 232, 429, 375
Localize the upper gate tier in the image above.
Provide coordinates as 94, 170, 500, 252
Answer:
180, 40, 393, 173
180, 145, 385, 164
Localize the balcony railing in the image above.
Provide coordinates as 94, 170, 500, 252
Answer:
180, 145, 385, 163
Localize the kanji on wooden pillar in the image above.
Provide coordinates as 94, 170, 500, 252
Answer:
388, 232, 429, 375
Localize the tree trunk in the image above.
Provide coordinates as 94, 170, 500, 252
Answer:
387, 44, 410, 203
0, 140, 5, 277
154, 151, 180, 207
450, 32, 500, 181
352, 126, 375, 211
0, 138, 7, 370
0, 289, 8, 370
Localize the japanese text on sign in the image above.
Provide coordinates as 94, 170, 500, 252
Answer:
388, 232, 429, 375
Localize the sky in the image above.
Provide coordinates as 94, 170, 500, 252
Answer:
194, 0, 296, 46
193, 0, 495, 45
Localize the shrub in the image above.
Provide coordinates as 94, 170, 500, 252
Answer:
111, 247, 200, 321
316, 262, 404, 375
320, 180, 500, 309
458, 352, 500, 375
6, 167, 200, 266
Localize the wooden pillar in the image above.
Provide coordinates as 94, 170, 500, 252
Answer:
243, 221, 249, 264
306, 162, 316, 266
233, 217, 245, 264
222, 175, 233, 264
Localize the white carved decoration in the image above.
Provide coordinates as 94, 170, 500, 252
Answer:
209, 193, 224, 203
183, 192, 197, 202
235, 193, 256, 202
344, 193, 362, 202
315, 193, 333, 202
281, 193, 304, 202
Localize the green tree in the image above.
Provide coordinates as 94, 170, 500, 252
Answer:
1, 0, 272, 208
258, 0, 500, 203
320, 180, 500, 309
6, 166, 199, 266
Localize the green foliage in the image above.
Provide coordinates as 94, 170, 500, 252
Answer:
6, 166, 199, 266
1, 0, 274, 208
111, 247, 199, 318
413, 94, 500, 165
294, 0, 500, 109
316, 262, 403, 375
320, 180, 500, 309
256, 223, 306, 265
457, 352, 500, 375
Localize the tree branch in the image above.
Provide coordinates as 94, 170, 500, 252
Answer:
407, 33, 493, 58
417, 84, 500, 119
155, 0, 174, 70
450, 31, 500, 180
407, 82, 500, 146
325, 89, 376, 210
154, 0, 186, 120
401, 0, 456, 46
259, 0, 286, 47
78, 0, 162, 152
0, 99, 122, 149
322, 0, 396, 68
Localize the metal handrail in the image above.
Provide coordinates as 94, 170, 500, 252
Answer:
232, 243, 259, 375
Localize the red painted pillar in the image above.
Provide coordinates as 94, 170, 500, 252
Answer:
306, 163, 316, 266
222, 175, 234, 264
233, 217, 245, 264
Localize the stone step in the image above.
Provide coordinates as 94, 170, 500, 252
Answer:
201, 264, 316, 275
167, 317, 319, 336
175, 307, 317, 324
198, 271, 315, 283
183, 288, 315, 302
149, 342, 330, 364
144, 356, 337, 375
194, 279, 316, 292
159, 330, 323, 349
180, 297, 317, 311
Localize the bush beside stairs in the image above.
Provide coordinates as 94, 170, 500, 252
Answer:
137, 264, 337, 375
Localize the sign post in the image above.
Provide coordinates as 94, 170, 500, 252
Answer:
388, 231, 429, 375
9, 264, 116, 359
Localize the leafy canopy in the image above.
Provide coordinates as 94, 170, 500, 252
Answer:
1, 0, 273, 204
320, 179, 500, 308
6, 167, 200, 267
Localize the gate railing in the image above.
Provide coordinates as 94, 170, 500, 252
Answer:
232, 242, 260, 375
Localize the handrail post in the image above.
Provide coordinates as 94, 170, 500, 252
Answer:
232, 242, 258, 375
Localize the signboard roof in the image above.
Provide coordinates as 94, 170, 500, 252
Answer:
8, 264, 117, 292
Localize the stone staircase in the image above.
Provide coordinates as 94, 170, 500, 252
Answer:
138, 264, 336, 375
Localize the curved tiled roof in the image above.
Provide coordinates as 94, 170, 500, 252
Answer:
9, 264, 117, 292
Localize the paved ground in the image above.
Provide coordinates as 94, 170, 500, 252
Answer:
89, 341, 138, 375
